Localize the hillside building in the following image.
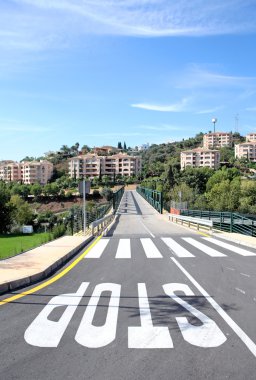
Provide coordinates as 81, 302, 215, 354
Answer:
246, 133, 256, 142
69, 154, 142, 178
235, 142, 256, 162
180, 148, 220, 170
0, 160, 53, 184
203, 132, 232, 149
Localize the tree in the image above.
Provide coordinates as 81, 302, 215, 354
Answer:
206, 177, 241, 211
10, 195, 34, 226
206, 167, 240, 192
179, 167, 214, 194
117, 142, 123, 149
219, 147, 234, 162
0, 182, 14, 233
31, 183, 42, 198
124, 142, 127, 150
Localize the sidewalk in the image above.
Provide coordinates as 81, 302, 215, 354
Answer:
0, 235, 93, 295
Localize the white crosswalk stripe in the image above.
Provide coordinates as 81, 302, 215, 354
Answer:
161, 237, 195, 258
202, 237, 256, 257
85, 237, 255, 260
85, 239, 110, 258
183, 237, 227, 257
140, 238, 163, 258
116, 239, 131, 258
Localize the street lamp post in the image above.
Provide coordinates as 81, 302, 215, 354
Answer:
212, 118, 217, 133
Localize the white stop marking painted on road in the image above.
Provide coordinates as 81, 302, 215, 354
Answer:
24, 282, 226, 349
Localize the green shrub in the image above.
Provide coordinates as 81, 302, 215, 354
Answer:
52, 224, 66, 239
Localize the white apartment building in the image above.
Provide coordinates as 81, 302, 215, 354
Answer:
0, 160, 53, 184
0, 161, 21, 182
20, 160, 53, 185
235, 142, 256, 162
180, 148, 220, 170
69, 154, 142, 178
246, 133, 256, 142
203, 132, 232, 149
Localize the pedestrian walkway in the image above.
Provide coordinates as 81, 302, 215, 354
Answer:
0, 235, 92, 295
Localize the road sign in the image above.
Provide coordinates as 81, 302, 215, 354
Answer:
78, 181, 90, 196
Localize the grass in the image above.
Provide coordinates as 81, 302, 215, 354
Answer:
0, 233, 52, 260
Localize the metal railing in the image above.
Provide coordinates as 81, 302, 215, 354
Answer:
91, 213, 114, 236
169, 213, 213, 231
136, 186, 163, 214
67, 202, 112, 235
181, 209, 256, 236
113, 186, 125, 214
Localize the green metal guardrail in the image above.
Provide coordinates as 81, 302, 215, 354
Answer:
136, 186, 163, 214
113, 186, 125, 214
181, 209, 256, 237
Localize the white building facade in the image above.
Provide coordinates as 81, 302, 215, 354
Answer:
0, 160, 53, 184
69, 154, 142, 178
235, 142, 256, 162
203, 132, 233, 149
181, 148, 220, 170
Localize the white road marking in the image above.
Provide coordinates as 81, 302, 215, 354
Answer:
128, 283, 173, 348
162, 237, 195, 258
139, 220, 155, 238
163, 283, 226, 347
235, 288, 246, 295
140, 238, 163, 258
202, 237, 256, 257
240, 273, 250, 278
85, 239, 109, 258
75, 283, 121, 348
226, 267, 235, 271
183, 237, 226, 257
171, 257, 256, 358
25, 282, 89, 347
116, 239, 131, 258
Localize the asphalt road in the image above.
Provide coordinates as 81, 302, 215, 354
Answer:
1, 190, 256, 380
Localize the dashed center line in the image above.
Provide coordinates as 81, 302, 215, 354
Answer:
226, 267, 235, 271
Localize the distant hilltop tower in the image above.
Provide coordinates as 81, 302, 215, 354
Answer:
211, 118, 217, 133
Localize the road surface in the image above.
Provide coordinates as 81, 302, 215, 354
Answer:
1, 190, 256, 379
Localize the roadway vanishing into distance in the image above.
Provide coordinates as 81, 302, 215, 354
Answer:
1, 190, 256, 379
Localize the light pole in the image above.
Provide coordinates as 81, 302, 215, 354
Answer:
212, 118, 217, 133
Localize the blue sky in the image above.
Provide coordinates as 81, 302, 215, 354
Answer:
1, 0, 256, 161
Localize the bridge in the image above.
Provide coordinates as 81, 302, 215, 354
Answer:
1, 189, 256, 379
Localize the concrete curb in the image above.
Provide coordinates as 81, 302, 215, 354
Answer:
212, 233, 256, 249
0, 235, 94, 295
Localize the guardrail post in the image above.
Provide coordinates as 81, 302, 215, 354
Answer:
230, 212, 233, 233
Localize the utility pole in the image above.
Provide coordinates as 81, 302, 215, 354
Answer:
83, 179, 86, 236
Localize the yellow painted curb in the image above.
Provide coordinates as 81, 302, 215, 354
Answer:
0, 235, 102, 307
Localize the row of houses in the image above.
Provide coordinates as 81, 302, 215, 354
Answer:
0, 160, 53, 185
0, 153, 142, 184
181, 132, 256, 170
69, 153, 142, 179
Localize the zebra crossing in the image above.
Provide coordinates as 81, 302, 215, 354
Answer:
85, 236, 256, 259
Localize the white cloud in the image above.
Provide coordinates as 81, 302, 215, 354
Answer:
131, 98, 189, 112
196, 106, 223, 114
176, 66, 256, 89
0, 0, 255, 55
246, 107, 256, 111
